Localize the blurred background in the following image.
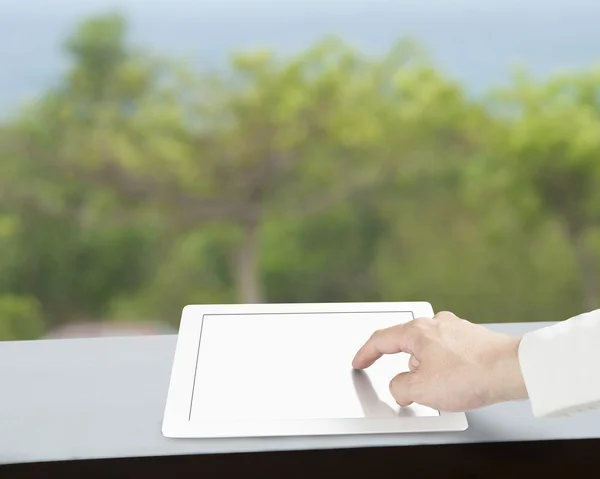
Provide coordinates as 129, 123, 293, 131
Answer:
1, 0, 599, 341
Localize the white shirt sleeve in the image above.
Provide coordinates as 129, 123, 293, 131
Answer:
518, 309, 600, 418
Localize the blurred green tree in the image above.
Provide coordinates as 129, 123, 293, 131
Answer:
12, 13, 444, 305
0, 14, 159, 328
1, 11, 599, 339
0, 294, 44, 341
486, 68, 600, 311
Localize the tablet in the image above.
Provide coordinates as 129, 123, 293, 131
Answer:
162, 302, 468, 438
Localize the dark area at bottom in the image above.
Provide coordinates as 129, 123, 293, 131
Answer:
2, 438, 598, 478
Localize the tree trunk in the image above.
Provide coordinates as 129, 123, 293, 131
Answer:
232, 219, 263, 304
563, 220, 599, 312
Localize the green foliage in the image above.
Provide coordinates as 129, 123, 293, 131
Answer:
489, 69, 600, 228
0, 12, 599, 340
0, 295, 44, 341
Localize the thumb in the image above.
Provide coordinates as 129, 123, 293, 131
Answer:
389, 371, 416, 407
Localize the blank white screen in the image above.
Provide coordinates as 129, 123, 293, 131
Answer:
190, 311, 439, 421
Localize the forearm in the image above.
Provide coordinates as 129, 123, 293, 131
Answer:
518, 309, 600, 418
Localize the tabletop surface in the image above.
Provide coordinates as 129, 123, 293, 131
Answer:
2, 320, 600, 465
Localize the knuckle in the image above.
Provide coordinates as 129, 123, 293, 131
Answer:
406, 319, 428, 345
435, 311, 457, 320
410, 317, 427, 329
368, 328, 386, 345
370, 328, 383, 340
410, 317, 436, 334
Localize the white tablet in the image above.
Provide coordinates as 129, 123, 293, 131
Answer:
162, 302, 468, 438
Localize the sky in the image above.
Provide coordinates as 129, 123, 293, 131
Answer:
1, 0, 599, 113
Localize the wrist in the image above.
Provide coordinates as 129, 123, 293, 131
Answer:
487, 336, 528, 404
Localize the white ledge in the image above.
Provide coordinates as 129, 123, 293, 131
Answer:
1, 321, 600, 466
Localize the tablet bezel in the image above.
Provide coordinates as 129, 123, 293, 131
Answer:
162, 302, 468, 438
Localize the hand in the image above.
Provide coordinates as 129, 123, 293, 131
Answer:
352, 311, 528, 412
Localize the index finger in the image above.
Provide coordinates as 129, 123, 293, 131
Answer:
352, 322, 420, 369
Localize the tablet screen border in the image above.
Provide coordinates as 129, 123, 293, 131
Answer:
162, 302, 468, 438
